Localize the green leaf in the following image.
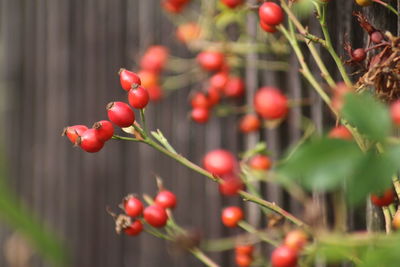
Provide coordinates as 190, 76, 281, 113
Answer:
341, 93, 391, 141
311, 233, 400, 266
278, 138, 363, 191
346, 149, 396, 205
357, 233, 400, 267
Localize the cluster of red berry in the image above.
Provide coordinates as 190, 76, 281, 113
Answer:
191, 49, 289, 126
234, 244, 254, 267
258, 2, 284, 33
63, 69, 150, 152
271, 230, 308, 267
190, 50, 246, 123
202, 149, 273, 266
136, 45, 169, 102
116, 189, 177, 236
162, 0, 191, 13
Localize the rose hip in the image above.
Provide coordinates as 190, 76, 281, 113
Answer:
128, 86, 150, 109
254, 87, 288, 120
119, 69, 141, 91
203, 149, 236, 176
77, 129, 104, 153
63, 125, 88, 144
107, 101, 135, 128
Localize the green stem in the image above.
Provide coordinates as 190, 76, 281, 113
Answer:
372, 0, 399, 15
140, 109, 148, 135
318, 4, 352, 85
239, 190, 310, 231
144, 227, 173, 241
189, 248, 220, 267
392, 175, 400, 200
144, 138, 219, 182
382, 207, 392, 234
278, 25, 335, 115
280, 0, 336, 88
238, 221, 279, 247
389, 204, 396, 219
112, 135, 139, 142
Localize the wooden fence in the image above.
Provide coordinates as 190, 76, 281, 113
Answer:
0, 0, 399, 266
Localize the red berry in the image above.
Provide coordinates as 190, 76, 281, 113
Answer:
119, 69, 141, 91
197, 51, 225, 72
235, 253, 252, 267
107, 101, 135, 128
155, 190, 177, 209
143, 205, 168, 228
162, 0, 184, 13
147, 85, 163, 102
140, 46, 169, 73
249, 155, 272, 170
191, 92, 210, 109
370, 189, 395, 207
219, 174, 244, 196
124, 196, 144, 217
254, 87, 288, 120
224, 77, 245, 98
92, 120, 114, 142
259, 20, 277, 33
271, 246, 298, 267
191, 107, 210, 123
221, 206, 243, 227
137, 70, 159, 88
259, 2, 284, 26
328, 125, 353, 140
206, 87, 221, 107
63, 125, 88, 144
284, 230, 308, 252
352, 48, 366, 62
210, 72, 229, 90
203, 149, 236, 176
77, 129, 104, 153
390, 100, 400, 126
239, 114, 261, 133
371, 31, 383, 44
124, 220, 143, 236
221, 0, 243, 8
128, 86, 150, 109
176, 22, 202, 43
235, 245, 254, 256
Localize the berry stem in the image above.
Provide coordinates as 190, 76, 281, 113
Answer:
189, 248, 220, 267
278, 25, 335, 114
392, 175, 400, 200
140, 109, 148, 134
237, 221, 279, 247
279, 0, 336, 88
239, 190, 311, 231
372, 0, 399, 15
382, 207, 392, 234
317, 3, 353, 86
112, 135, 140, 142
144, 227, 173, 240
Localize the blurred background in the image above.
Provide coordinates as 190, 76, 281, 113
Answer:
0, 0, 398, 266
